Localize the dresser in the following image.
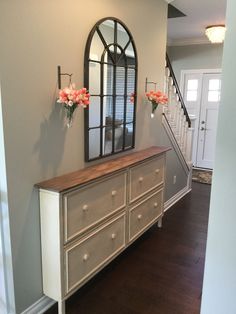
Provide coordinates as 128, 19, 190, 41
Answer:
36, 146, 170, 314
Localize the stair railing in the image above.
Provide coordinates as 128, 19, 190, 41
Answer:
166, 54, 191, 127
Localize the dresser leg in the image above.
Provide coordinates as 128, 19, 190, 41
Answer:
58, 300, 65, 314
158, 218, 162, 228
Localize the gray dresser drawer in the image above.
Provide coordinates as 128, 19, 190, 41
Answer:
63, 171, 126, 243
65, 213, 125, 294
129, 156, 164, 203
129, 189, 163, 242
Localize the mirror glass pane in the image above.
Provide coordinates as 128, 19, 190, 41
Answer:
114, 124, 124, 152
104, 96, 113, 126
125, 123, 133, 148
115, 96, 125, 122
89, 62, 100, 95
126, 96, 134, 123
89, 128, 100, 159
125, 42, 135, 60
103, 63, 113, 95
116, 67, 125, 95
89, 31, 104, 61
99, 20, 115, 46
127, 68, 135, 94
85, 18, 137, 161
117, 24, 129, 49
104, 126, 113, 155
89, 97, 100, 128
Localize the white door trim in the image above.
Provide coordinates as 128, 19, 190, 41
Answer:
0, 84, 16, 314
180, 69, 222, 167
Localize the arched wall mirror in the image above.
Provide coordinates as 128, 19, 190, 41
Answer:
84, 17, 138, 161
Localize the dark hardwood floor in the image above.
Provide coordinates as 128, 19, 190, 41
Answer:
46, 182, 210, 314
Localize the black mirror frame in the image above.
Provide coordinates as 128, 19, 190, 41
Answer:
84, 17, 138, 162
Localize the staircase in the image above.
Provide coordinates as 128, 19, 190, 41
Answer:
163, 54, 193, 169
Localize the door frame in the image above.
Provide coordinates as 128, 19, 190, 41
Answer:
0, 85, 15, 314
180, 69, 222, 167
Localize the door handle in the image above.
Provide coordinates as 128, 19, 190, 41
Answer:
201, 127, 205, 131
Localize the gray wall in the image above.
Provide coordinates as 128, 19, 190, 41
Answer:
168, 44, 223, 84
201, 0, 236, 313
0, 1, 187, 313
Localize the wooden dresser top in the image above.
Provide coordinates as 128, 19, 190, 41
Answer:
35, 146, 171, 193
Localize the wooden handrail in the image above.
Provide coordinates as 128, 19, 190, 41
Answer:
166, 54, 191, 127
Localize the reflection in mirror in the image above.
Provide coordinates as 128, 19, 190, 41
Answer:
103, 64, 113, 95
84, 17, 137, 161
125, 123, 134, 148
89, 97, 100, 128
117, 23, 130, 49
99, 20, 115, 46
126, 42, 135, 60
126, 96, 134, 123
89, 31, 104, 61
89, 62, 100, 95
89, 128, 100, 159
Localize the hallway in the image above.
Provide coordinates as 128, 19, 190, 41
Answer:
46, 182, 210, 314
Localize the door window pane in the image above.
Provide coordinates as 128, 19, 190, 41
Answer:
209, 79, 221, 91
186, 79, 198, 102
208, 91, 220, 102
187, 79, 198, 90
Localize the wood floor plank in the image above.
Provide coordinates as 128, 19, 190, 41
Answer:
45, 182, 210, 314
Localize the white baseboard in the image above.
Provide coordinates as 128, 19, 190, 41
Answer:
164, 185, 191, 212
21, 296, 56, 314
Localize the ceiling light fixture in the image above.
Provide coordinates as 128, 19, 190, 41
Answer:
205, 25, 226, 43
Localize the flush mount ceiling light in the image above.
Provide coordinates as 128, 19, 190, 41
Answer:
205, 25, 226, 43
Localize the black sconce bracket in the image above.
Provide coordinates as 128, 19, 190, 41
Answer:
57, 66, 73, 89
145, 77, 157, 92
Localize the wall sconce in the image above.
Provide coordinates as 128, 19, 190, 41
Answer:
205, 25, 226, 43
145, 77, 157, 92
57, 66, 73, 89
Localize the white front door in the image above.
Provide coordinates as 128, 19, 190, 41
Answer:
181, 70, 221, 169
196, 74, 221, 169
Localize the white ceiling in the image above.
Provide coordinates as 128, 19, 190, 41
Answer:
168, 0, 227, 46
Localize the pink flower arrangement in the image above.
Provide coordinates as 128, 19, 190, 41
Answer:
130, 92, 135, 104
57, 84, 90, 127
146, 90, 168, 118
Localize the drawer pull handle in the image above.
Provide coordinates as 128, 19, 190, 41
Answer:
154, 202, 158, 208
82, 204, 88, 211
111, 233, 116, 240
83, 254, 89, 261
138, 214, 142, 220
155, 169, 160, 174
139, 177, 144, 183
111, 190, 117, 197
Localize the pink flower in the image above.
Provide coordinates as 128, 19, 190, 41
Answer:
57, 84, 90, 107
130, 92, 135, 104
146, 90, 168, 105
